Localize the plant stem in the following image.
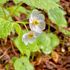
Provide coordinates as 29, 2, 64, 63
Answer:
16, 21, 29, 31
47, 19, 50, 33
23, 23, 28, 31
48, 23, 50, 33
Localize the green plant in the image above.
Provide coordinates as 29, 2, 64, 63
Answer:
0, 0, 69, 70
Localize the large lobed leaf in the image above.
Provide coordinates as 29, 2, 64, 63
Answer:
0, 0, 8, 4
60, 28, 70, 36
14, 57, 34, 70
0, 18, 13, 38
48, 8, 67, 27
37, 33, 59, 54
13, 0, 22, 4
51, 0, 59, 3
22, 0, 59, 10
14, 24, 30, 55
7, 6, 29, 17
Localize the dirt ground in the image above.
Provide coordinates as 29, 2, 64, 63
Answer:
0, 0, 70, 70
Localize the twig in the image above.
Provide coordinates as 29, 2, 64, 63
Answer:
0, 47, 10, 59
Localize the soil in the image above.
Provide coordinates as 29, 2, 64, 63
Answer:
0, 0, 70, 70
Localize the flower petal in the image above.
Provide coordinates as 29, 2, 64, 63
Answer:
36, 14, 45, 20
22, 33, 29, 45
31, 9, 41, 17
30, 10, 45, 21
38, 20, 45, 30
22, 31, 38, 45
29, 23, 42, 33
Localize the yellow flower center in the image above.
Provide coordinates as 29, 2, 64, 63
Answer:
32, 19, 39, 25
27, 32, 34, 39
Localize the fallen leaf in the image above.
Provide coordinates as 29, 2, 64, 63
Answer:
51, 51, 59, 63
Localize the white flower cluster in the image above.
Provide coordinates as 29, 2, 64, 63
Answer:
22, 9, 46, 45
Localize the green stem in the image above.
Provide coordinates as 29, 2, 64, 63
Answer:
48, 23, 50, 33
47, 19, 51, 33
31, 53, 35, 61
16, 21, 29, 31
23, 24, 28, 31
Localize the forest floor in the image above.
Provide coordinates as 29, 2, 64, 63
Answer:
0, 0, 70, 70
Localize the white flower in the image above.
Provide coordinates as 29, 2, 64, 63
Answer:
22, 31, 38, 45
29, 9, 45, 33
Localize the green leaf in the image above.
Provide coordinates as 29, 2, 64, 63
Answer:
51, 0, 59, 3
14, 57, 34, 70
48, 33, 59, 47
23, 0, 59, 11
48, 8, 67, 27
0, 0, 8, 4
0, 7, 12, 21
37, 33, 59, 54
28, 41, 40, 52
0, 18, 13, 38
0, 7, 7, 18
12, 57, 18, 64
13, 0, 22, 4
14, 35, 30, 55
7, 6, 29, 17
14, 28, 30, 57
14, 36, 30, 56
14, 23, 22, 36
60, 28, 70, 36
5, 64, 9, 70
14, 23, 30, 57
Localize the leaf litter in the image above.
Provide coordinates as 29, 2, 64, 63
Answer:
0, 0, 70, 70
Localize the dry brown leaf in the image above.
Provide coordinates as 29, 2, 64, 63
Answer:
68, 47, 70, 52
51, 51, 59, 63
